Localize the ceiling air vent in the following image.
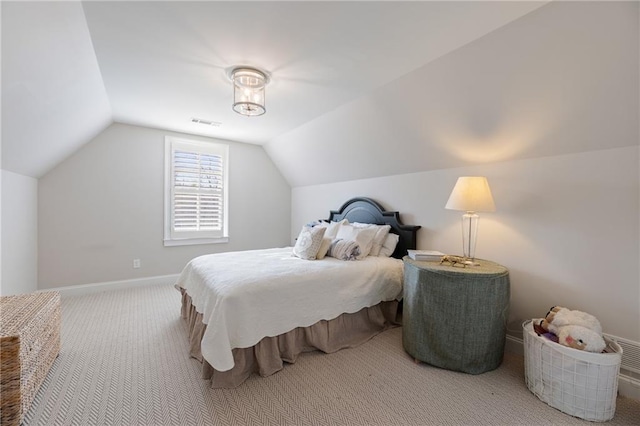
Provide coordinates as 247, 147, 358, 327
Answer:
191, 117, 221, 127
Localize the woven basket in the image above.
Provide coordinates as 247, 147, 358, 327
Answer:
522, 320, 622, 422
1, 292, 61, 426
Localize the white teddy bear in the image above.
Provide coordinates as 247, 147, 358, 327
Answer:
556, 325, 606, 353
540, 306, 606, 353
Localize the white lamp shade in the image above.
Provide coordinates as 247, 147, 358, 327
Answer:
445, 176, 496, 213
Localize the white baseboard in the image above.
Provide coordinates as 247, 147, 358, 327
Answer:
618, 374, 640, 400
505, 334, 524, 356
505, 334, 640, 401
38, 274, 180, 298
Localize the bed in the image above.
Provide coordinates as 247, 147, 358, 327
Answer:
176, 197, 420, 388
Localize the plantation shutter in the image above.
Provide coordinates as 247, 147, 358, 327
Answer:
165, 138, 228, 242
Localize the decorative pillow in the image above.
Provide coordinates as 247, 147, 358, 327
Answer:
336, 224, 378, 259
292, 226, 326, 260
315, 219, 348, 239
352, 223, 391, 256
316, 237, 332, 260
327, 239, 360, 261
378, 233, 399, 257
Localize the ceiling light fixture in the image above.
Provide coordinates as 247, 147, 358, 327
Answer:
229, 67, 269, 117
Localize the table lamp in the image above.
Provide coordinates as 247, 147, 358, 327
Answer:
445, 176, 496, 264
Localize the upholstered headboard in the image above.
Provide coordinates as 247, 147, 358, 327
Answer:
326, 197, 421, 259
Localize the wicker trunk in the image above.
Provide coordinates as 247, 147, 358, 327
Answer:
1, 292, 61, 426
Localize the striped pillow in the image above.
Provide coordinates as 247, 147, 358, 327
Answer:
327, 239, 361, 261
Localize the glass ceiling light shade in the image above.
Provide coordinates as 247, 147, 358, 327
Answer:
231, 67, 268, 117
445, 176, 496, 263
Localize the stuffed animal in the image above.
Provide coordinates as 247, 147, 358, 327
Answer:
539, 306, 606, 353
556, 325, 606, 352
541, 306, 602, 335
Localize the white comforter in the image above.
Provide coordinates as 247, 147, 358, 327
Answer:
176, 247, 404, 372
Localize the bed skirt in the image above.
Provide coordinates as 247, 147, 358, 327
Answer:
179, 288, 399, 388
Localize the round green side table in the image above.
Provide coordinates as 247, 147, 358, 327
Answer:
402, 257, 510, 374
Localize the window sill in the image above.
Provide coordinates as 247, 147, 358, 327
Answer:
164, 237, 229, 247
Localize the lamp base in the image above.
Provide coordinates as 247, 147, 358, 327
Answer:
461, 212, 479, 261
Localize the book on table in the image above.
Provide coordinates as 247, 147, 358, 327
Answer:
407, 250, 446, 261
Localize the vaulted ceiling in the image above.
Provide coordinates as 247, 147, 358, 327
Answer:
2, 1, 550, 179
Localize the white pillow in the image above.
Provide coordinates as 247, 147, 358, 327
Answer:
336, 224, 378, 259
352, 223, 391, 257
316, 237, 332, 260
378, 233, 399, 257
292, 226, 326, 260
327, 239, 360, 261
315, 219, 348, 239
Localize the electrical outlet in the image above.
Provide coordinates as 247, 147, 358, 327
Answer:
133, 259, 141, 269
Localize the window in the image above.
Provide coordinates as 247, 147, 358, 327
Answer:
164, 136, 229, 246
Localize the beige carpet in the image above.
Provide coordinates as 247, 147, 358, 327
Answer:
24, 284, 640, 425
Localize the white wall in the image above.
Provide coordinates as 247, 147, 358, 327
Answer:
292, 146, 640, 342
1, 170, 38, 295
0, 167, 2, 296
278, 1, 640, 343
38, 123, 291, 288
1, 3, 3, 294
1, 1, 112, 178
266, 1, 638, 187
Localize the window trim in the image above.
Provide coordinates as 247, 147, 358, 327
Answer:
163, 136, 229, 246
